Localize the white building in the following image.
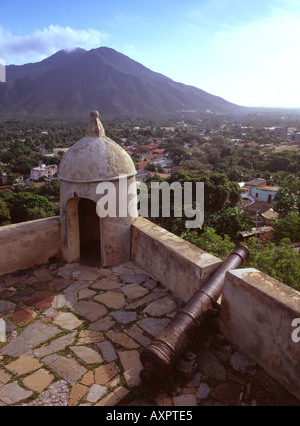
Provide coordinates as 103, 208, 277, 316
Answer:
30, 164, 57, 181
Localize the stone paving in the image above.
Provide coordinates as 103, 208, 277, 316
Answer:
0, 260, 299, 407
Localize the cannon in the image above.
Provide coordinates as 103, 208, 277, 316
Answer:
140, 244, 250, 381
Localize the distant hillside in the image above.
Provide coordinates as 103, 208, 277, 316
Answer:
0, 47, 246, 119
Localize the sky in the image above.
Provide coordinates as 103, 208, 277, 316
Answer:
0, 0, 300, 108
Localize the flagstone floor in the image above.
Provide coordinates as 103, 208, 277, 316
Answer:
0, 260, 299, 407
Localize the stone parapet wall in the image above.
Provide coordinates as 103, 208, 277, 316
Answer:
131, 217, 222, 302
219, 268, 300, 401
0, 217, 62, 275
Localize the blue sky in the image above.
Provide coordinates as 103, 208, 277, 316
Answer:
0, 0, 300, 108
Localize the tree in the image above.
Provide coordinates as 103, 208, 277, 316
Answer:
273, 212, 300, 242
0, 200, 11, 226
274, 188, 299, 217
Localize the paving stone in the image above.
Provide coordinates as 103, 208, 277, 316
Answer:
78, 288, 97, 300
143, 280, 157, 290
0, 300, 16, 318
34, 332, 77, 358
23, 290, 55, 310
49, 277, 73, 292
70, 346, 103, 364
118, 350, 143, 388
33, 268, 53, 281
73, 269, 105, 282
121, 284, 149, 300
94, 292, 126, 310
230, 351, 256, 374
123, 262, 149, 275
198, 348, 226, 381
143, 296, 177, 317
187, 372, 202, 388
73, 300, 107, 322
106, 330, 139, 349
53, 312, 83, 331
137, 318, 170, 337
120, 274, 149, 284
40, 307, 59, 321
173, 394, 197, 406
52, 292, 78, 309
80, 371, 94, 386
91, 278, 122, 290
110, 311, 137, 324
0, 381, 33, 405
125, 291, 167, 310
88, 317, 115, 332
0, 318, 6, 343
95, 362, 120, 386
77, 330, 105, 345
68, 384, 88, 406
196, 383, 211, 400
25, 380, 70, 406
86, 384, 107, 403
0, 370, 11, 387
210, 382, 243, 405
11, 307, 37, 325
95, 386, 129, 406
0, 321, 60, 357
155, 394, 174, 406
96, 341, 118, 362
43, 354, 87, 385
124, 325, 152, 347
9, 289, 35, 302
22, 369, 55, 393
6, 355, 41, 375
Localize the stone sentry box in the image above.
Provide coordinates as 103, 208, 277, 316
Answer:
58, 111, 137, 267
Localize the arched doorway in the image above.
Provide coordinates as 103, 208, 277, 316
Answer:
78, 198, 101, 266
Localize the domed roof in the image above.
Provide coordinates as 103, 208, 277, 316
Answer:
58, 111, 137, 183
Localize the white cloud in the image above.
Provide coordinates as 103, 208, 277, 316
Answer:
0, 25, 108, 65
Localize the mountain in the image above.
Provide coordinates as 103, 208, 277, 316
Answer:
0, 47, 246, 119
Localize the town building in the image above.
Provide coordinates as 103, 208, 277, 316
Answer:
30, 164, 58, 181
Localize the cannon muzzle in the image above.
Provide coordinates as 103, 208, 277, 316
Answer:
140, 244, 250, 382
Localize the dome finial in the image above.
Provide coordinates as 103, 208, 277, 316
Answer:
86, 111, 106, 137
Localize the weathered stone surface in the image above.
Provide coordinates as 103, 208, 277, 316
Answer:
0, 370, 11, 387
118, 350, 143, 387
125, 291, 167, 310
0, 321, 60, 357
173, 394, 198, 406
23, 290, 55, 309
0, 382, 32, 405
230, 351, 256, 374
91, 278, 122, 290
94, 292, 126, 310
70, 346, 103, 364
120, 274, 149, 284
33, 268, 53, 281
95, 362, 120, 385
121, 284, 149, 300
106, 330, 139, 349
88, 317, 115, 332
198, 348, 226, 381
77, 330, 105, 345
0, 300, 16, 318
25, 380, 70, 406
73, 269, 104, 282
196, 383, 211, 400
210, 382, 242, 405
43, 354, 87, 385
110, 311, 137, 324
68, 384, 88, 406
137, 318, 170, 337
143, 296, 177, 317
6, 355, 41, 375
80, 371, 94, 386
95, 386, 129, 406
78, 288, 97, 300
53, 312, 83, 331
124, 325, 151, 347
96, 341, 118, 362
22, 369, 54, 393
86, 384, 107, 403
73, 300, 107, 322
34, 332, 76, 358
155, 395, 173, 406
11, 307, 36, 325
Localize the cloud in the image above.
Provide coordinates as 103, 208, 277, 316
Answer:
0, 25, 108, 65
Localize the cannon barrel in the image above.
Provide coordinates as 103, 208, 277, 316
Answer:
140, 244, 250, 382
